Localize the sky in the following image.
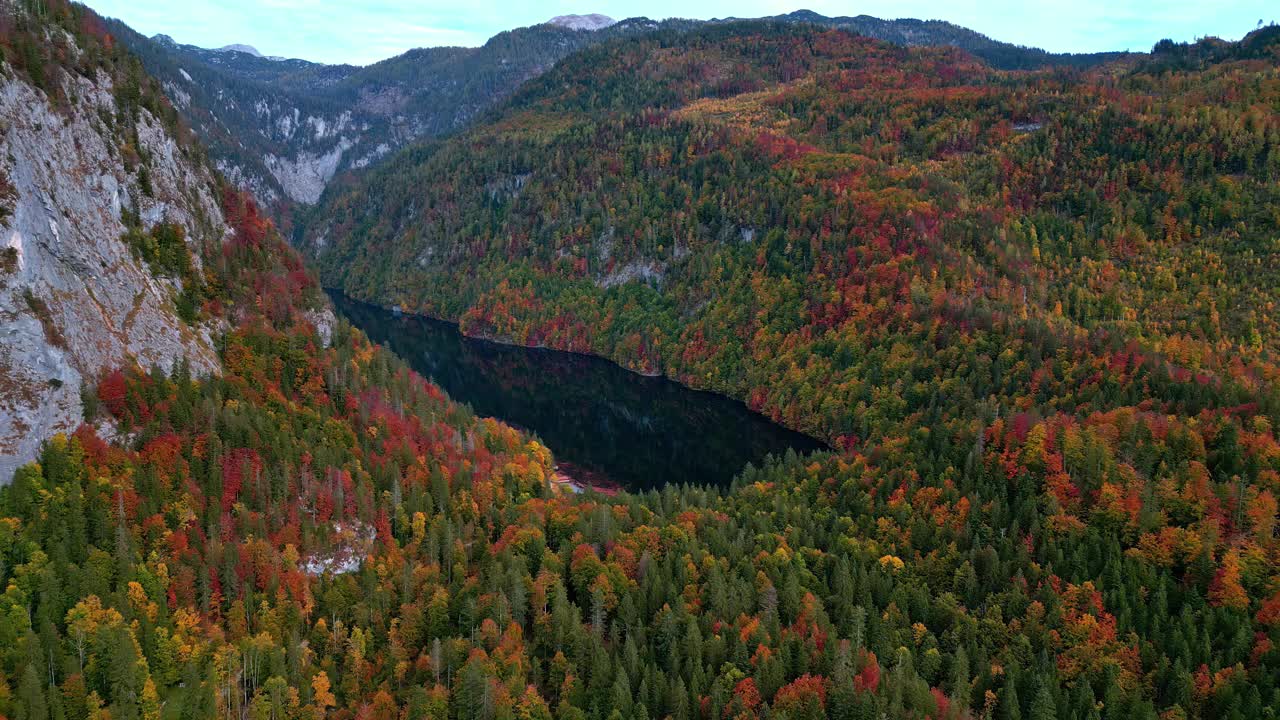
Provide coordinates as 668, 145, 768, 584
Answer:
86, 0, 1276, 66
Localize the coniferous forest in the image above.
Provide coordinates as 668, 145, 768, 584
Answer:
2, 3, 1280, 720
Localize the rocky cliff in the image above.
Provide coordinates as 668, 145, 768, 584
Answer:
0, 17, 227, 482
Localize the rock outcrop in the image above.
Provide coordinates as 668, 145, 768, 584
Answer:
217, 43, 263, 57
0, 42, 226, 482
547, 14, 616, 31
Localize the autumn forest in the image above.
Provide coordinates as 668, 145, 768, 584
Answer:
1, 3, 1280, 720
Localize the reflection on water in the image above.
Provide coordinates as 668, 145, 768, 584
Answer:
330, 292, 826, 492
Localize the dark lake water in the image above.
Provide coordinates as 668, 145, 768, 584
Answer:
330, 293, 826, 492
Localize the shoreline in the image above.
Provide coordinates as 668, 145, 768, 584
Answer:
550, 461, 621, 496
326, 288, 831, 450
446, 325, 665, 379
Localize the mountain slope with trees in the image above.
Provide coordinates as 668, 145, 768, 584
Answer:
304, 20, 1280, 717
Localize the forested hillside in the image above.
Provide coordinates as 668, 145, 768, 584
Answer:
0, 3, 1277, 720
305, 21, 1280, 718
309, 21, 1280, 443
757, 10, 1124, 70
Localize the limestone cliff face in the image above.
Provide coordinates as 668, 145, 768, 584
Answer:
0, 51, 227, 482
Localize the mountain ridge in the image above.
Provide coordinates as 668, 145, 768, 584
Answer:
110, 10, 1127, 219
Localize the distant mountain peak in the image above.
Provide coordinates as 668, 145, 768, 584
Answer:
547, 14, 616, 31
218, 43, 263, 57
783, 9, 827, 22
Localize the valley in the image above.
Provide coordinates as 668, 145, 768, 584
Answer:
0, 2, 1276, 719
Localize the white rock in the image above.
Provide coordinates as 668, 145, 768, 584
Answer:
263, 138, 353, 204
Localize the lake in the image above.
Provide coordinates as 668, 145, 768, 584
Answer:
330, 292, 827, 492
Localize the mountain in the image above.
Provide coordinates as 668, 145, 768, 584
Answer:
758, 9, 1125, 69
1149, 22, 1280, 67
548, 13, 617, 31
303, 20, 1280, 716
108, 10, 1123, 221
0, 4, 577, 718
105, 17, 678, 216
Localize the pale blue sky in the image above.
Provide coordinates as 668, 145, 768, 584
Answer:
87, 0, 1275, 66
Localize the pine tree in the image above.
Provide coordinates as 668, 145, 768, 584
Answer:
1000, 681, 1022, 720
1028, 682, 1056, 720
16, 664, 49, 720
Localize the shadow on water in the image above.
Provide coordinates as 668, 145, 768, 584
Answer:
330, 292, 826, 492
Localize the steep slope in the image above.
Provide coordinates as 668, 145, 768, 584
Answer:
0, 2, 227, 481
105, 22, 367, 210
107, 10, 1121, 218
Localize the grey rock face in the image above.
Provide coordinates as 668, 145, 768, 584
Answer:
0, 63, 226, 483
263, 136, 354, 204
